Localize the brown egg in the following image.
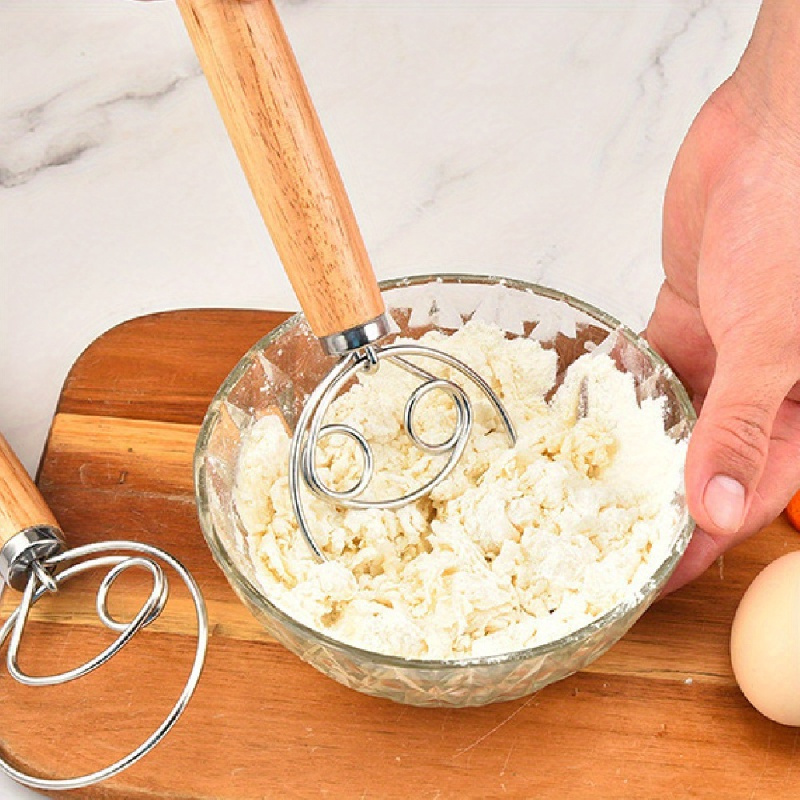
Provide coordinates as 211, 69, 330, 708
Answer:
730, 551, 800, 726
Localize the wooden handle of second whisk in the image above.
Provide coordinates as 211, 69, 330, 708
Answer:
0, 434, 59, 548
177, 0, 385, 339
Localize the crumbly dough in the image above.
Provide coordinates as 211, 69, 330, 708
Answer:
234, 321, 685, 660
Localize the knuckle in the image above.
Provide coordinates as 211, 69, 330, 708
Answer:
709, 404, 772, 480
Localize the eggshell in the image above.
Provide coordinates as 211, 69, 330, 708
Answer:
730, 550, 800, 726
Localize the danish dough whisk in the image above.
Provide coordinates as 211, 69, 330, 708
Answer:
0, 434, 207, 791
178, 0, 517, 558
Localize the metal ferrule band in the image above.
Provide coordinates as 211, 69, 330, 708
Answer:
318, 313, 391, 356
0, 526, 66, 591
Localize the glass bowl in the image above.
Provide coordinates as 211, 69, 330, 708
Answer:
194, 274, 695, 708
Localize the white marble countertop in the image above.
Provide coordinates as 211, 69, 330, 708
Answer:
1, 1, 759, 796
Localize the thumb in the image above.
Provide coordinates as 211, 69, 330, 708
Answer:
685, 342, 792, 539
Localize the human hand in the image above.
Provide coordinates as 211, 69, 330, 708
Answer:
646, 0, 800, 593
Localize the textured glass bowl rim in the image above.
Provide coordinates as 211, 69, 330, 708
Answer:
194, 273, 697, 671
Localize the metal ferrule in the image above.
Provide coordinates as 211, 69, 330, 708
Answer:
0, 525, 66, 591
318, 313, 391, 356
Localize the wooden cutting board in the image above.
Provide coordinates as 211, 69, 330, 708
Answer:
1, 309, 798, 800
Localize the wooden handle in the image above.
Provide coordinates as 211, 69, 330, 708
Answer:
177, 0, 385, 339
0, 434, 59, 549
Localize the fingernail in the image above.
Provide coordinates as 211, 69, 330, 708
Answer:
703, 475, 745, 533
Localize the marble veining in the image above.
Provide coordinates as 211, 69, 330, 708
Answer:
2, 67, 203, 188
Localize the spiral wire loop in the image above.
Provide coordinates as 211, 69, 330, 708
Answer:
0, 540, 208, 791
289, 343, 517, 561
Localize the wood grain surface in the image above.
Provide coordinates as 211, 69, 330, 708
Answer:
176, 0, 385, 339
0, 433, 58, 547
1, 309, 799, 800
